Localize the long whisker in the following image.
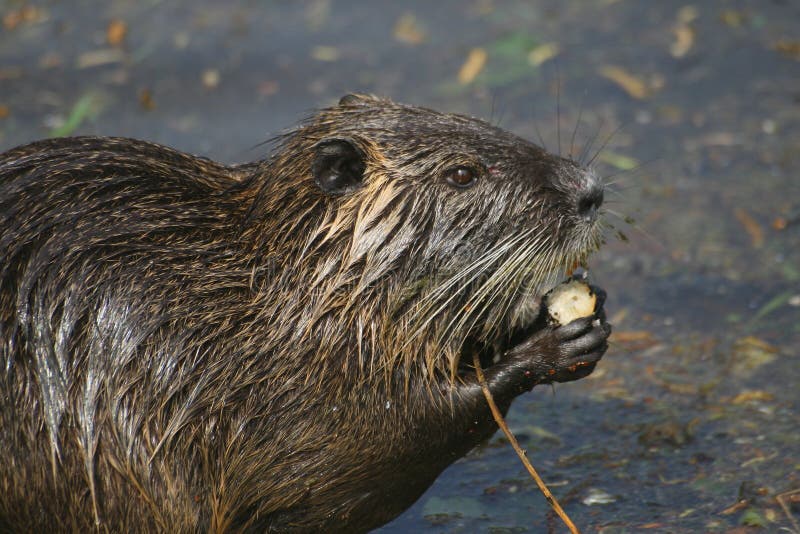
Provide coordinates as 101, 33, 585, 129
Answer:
530, 109, 548, 151
404, 229, 535, 345
579, 117, 605, 166
601, 155, 662, 185
432, 235, 540, 341
480, 237, 559, 332
604, 207, 664, 249
413, 228, 533, 311
569, 89, 587, 161
452, 236, 565, 357
556, 65, 562, 157
440, 229, 558, 346
587, 122, 629, 167
418, 231, 531, 316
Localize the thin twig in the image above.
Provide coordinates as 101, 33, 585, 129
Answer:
776, 488, 800, 534
473, 353, 580, 534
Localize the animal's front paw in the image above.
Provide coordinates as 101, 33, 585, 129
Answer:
501, 285, 611, 387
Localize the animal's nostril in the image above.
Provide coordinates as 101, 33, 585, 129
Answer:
577, 185, 604, 221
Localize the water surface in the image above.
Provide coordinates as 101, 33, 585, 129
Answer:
1, 1, 798, 531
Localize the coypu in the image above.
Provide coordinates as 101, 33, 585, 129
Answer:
0, 93, 611, 532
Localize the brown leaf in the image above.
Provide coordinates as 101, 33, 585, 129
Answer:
773, 39, 800, 61
720, 500, 749, 515
138, 89, 155, 111
612, 331, 654, 342
730, 390, 774, 405
599, 65, 651, 99
0, 67, 23, 80
107, 19, 128, 47
394, 13, 425, 45
671, 25, 694, 58
77, 49, 125, 69
643, 366, 699, 395
736, 336, 778, 353
3, 6, 44, 31
734, 208, 764, 248
610, 330, 658, 350
458, 48, 487, 85
731, 336, 778, 377
528, 43, 559, 66
720, 9, 745, 28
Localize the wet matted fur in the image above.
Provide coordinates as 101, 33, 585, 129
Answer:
0, 94, 610, 532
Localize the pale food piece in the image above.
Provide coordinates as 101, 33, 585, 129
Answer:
546, 279, 596, 325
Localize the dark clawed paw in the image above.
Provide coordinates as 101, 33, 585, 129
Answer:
589, 284, 606, 310
503, 291, 612, 386
547, 311, 611, 383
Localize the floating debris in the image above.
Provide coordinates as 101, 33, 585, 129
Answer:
720, 9, 745, 28
3, 5, 46, 30
671, 6, 697, 57
730, 390, 774, 405
107, 19, 128, 47
639, 419, 693, 448
610, 330, 659, 351
671, 25, 694, 58
598, 150, 639, 171
49, 94, 97, 137
731, 336, 778, 377
202, 68, 221, 88
599, 65, 651, 99
77, 49, 125, 69
733, 208, 764, 248
773, 39, 800, 61
582, 488, 617, 506
394, 13, 425, 45
138, 88, 155, 111
458, 47, 487, 85
528, 42, 559, 66
311, 46, 340, 62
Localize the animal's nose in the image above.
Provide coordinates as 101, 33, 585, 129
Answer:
576, 184, 604, 222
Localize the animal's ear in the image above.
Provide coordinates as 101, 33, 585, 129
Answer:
338, 93, 380, 107
312, 137, 366, 195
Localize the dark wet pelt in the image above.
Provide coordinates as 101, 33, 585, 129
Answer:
1, 0, 798, 531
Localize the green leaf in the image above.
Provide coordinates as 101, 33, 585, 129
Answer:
50, 94, 96, 137
739, 508, 767, 527
490, 32, 538, 59
751, 290, 795, 323
598, 150, 639, 171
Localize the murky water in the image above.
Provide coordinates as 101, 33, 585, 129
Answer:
2, 0, 798, 531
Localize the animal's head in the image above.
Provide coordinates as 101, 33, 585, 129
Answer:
254, 94, 606, 380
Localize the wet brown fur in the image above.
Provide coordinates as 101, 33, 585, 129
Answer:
0, 95, 606, 532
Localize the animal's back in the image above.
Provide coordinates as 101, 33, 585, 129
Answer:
0, 96, 612, 532
0, 137, 250, 531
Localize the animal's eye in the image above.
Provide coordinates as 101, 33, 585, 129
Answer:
445, 166, 477, 188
